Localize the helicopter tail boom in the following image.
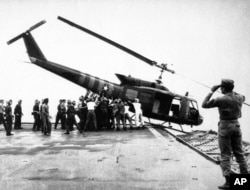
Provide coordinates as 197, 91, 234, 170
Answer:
30, 57, 123, 98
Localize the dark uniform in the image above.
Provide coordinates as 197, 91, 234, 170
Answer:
54, 100, 66, 130
32, 100, 40, 131
5, 100, 13, 136
202, 79, 249, 189
0, 100, 10, 135
39, 101, 43, 133
116, 100, 127, 130
96, 98, 108, 130
0, 100, 5, 125
14, 100, 23, 129
41, 98, 51, 135
76, 98, 87, 132
65, 101, 81, 134
60, 102, 67, 130
107, 101, 115, 130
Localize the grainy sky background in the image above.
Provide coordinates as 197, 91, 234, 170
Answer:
0, 0, 249, 140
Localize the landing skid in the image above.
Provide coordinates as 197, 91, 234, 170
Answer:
145, 121, 190, 134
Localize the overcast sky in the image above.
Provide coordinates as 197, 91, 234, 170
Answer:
0, 0, 249, 139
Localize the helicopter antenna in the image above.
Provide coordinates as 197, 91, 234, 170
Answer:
57, 16, 175, 84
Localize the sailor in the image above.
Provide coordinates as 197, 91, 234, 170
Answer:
5, 100, 14, 136
64, 100, 74, 135
96, 97, 109, 130
41, 98, 51, 135
107, 98, 115, 130
132, 98, 144, 129
0, 100, 5, 124
117, 99, 127, 130
54, 99, 62, 130
202, 79, 249, 189
83, 97, 97, 131
72, 100, 81, 133
112, 99, 120, 130
32, 99, 40, 131
40, 99, 44, 133
60, 99, 67, 130
124, 101, 133, 130
64, 100, 81, 134
77, 96, 87, 132
54, 99, 66, 130
14, 100, 23, 129
0, 99, 8, 135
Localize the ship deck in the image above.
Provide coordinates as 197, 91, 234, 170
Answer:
0, 124, 230, 190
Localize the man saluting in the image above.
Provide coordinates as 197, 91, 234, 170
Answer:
202, 79, 249, 189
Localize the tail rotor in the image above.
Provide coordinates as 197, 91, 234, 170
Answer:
7, 20, 46, 45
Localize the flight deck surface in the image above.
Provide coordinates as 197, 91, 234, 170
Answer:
0, 124, 225, 190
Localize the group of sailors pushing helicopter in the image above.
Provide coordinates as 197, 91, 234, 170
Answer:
0, 91, 144, 137
30, 89, 145, 136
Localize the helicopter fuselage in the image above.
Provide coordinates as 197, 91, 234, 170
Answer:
7, 20, 203, 127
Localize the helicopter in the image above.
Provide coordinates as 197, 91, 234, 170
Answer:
7, 18, 203, 129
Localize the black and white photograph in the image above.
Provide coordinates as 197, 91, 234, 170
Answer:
0, 0, 250, 189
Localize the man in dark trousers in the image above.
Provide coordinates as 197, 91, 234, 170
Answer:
0, 99, 9, 135
32, 99, 40, 131
96, 97, 109, 130
14, 100, 23, 129
41, 98, 51, 135
0, 99, 5, 125
64, 100, 81, 134
54, 99, 66, 130
5, 100, 14, 136
40, 99, 44, 133
60, 99, 67, 130
202, 79, 249, 189
76, 96, 87, 132
84, 97, 97, 131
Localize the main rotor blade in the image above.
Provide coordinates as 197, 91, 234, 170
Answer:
57, 16, 157, 66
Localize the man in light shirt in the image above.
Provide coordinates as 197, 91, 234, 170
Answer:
83, 97, 97, 131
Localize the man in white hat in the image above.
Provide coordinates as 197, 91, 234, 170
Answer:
202, 79, 249, 189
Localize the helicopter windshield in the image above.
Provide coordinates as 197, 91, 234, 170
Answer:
189, 100, 198, 110
188, 100, 199, 121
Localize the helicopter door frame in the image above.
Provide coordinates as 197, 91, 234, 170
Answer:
187, 99, 200, 122
179, 96, 189, 121
169, 97, 182, 118
152, 92, 172, 115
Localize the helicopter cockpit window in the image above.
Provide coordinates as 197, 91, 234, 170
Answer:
170, 98, 181, 117
189, 100, 198, 110
188, 100, 199, 120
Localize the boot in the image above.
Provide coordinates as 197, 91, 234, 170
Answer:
218, 176, 230, 189
240, 164, 249, 174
